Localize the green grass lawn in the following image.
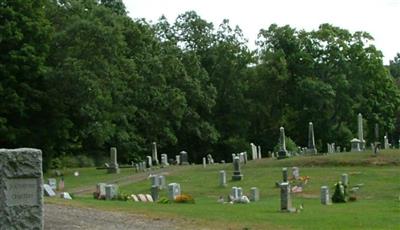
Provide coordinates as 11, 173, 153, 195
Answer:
46, 150, 400, 229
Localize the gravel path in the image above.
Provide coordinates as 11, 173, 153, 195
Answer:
44, 203, 184, 230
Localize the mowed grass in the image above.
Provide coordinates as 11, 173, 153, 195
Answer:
46, 150, 400, 229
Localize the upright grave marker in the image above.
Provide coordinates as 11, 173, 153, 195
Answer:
108, 147, 120, 174
358, 113, 365, 150
152, 142, 159, 165
232, 156, 243, 181
0, 148, 43, 229
278, 127, 288, 159
307, 122, 317, 154
179, 151, 189, 165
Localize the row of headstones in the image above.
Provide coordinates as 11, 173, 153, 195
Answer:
230, 187, 259, 203
279, 169, 350, 212
250, 143, 262, 160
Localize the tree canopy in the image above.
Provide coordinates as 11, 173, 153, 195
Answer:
1, 0, 399, 170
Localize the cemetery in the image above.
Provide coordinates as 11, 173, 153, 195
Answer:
35, 148, 398, 229
2, 0, 400, 229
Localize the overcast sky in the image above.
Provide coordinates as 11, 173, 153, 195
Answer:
124, 0, 400, 64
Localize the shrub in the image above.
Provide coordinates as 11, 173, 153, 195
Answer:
116, 192, 129, 201
76, 155, 95, 167
49, 157, 62, 169
157, 197, 170, 204
273, 136, 298, 153
174, 194, 195, 204
332, 182, 347, 203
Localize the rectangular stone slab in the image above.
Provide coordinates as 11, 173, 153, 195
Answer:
0, 148, 43, 229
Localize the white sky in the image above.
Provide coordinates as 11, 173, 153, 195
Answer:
124, 0, 400, 64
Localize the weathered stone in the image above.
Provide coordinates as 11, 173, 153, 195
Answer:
158, 175, 166, 190
151, 185, 159, 201
350, 138, 361, 152
108, 147, 120, 174
150, 175, 159, 188
280, 182, 292, 212
250, 143, 257, 160
161, 154, 169, 167
0, 148, 43, 229
105, 184, 118, 200
341, 173, 349, 186
231, 187, 239, 200
48, 178, 57, 190
146, 156, 152, 168
219, 170, 227, 187
278, 127, 288, 159
250, 187, 260, 202
307, 122, 317, 154
96, 183, 107, 198
168, 183, 181, 201
179, 151, 189, 165
358, 113, 365, 150
43, 184, 56, 197
282, 167, 288, 182
320, 186, 330, 205
384, 135, 389, 149
202, 157, 206, 168
232, 157, 243, 181
257, 146, 262, 159
292, 167, 299, 180
152, 142, 159, 165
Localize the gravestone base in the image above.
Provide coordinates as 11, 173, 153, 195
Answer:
232, 172, 243, 181
277, 150, 288, 159
107, 167, 120, 174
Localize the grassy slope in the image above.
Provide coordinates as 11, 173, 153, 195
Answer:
46, 150, 400, 229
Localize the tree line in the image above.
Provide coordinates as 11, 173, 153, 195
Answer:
1, 0, 399, 169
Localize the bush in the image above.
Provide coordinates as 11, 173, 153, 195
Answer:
332, 182, 347, 203
157, 197, 170, 204
60, 155, 80, 168
116, 192, 129, 201
76, 155, 95, 167
273, 136, 298, 152
49, 157, 62, 169
174, 194, 195, 204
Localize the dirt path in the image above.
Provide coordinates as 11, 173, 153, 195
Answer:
44, 203, 184, 230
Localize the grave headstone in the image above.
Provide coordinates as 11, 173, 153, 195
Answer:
203, 157, 206, 168
132, 194, 139, 202
341, 173, 349, 186
150, 175, 159, 188
161, 154, 169, 166
231, 187, 239, 200
207, 154, 214, 164
282, 168, 288, 182
231, 153, 236, 162
152, 142, 159, 165
0, 148, 43, 229
179, 151, 189, 165
307, 122, 317, 154
146, 156, 152, 168
250, 187, 260, 202
96, 183, 107, 199
175, 155, 180, 165
384, 136, 389, 149
43, 184, 56, 197
138, 194, 147, 202
278, 127, 288, 159
350, 138, 361, 152
150, 186, 159, 202
280, 182, 294, 212
105, 184, 118, 200
135, 163, 139, 172
292, 167, 299, 180
232, 157, 243, 181
168, 183, 181, 201
357, 113, 365, 150
250, 143, 257, 160
108, 147, 120, 174
244, 152, 248, 164
48, 178, 57, 190
219, 170, 227, 187
146, 194, 154, 202
320, 186, 330, 205
60, 192, 72, 200
257, 146, 262, 159
158, 175, 166, 189
237, 187, 243, 198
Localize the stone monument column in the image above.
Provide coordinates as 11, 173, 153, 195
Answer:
358, 113, 365, 150
108, 147, 120, 174
307, 122, 317, 154
152, 142, 159, 165
278, 127, 288, 159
